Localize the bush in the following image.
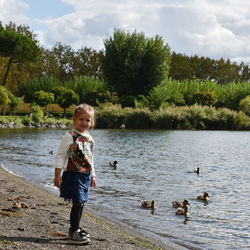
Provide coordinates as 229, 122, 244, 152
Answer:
239, 96, 250, 116
33, 90, 54, 107
22, 115, 33, 126
135, 95, 149, 108
125, 108, 153, 129
121, 96, 136, 108
95, 103, 125, 128
0, 86, 11, 113
94, 104, 250, 130
30, 104, 43, 122
191, 90, 217, 106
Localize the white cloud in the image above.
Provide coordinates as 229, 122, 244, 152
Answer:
1, 0, 250, 63
0, 0, 30, 25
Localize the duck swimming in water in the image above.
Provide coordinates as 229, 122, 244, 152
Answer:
194, 167, 200, 174
197, 192, 210, 201
141, 200, 156, 209
175, 200, 190, 217
172, 199, 190, 208
109, 161, 118, 169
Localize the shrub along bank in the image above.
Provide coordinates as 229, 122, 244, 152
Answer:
95, 104, 250, 130
1, 104, 249, 130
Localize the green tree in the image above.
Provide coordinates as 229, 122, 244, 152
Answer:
41, 44, 104, 81
20, 76, 61, 102
33, 90, 54, 107
190, 55, 214, 81
169, 52, 195, 80
75, 47, 104, 78
65, 76, 111, 105
212, 58, 241, 84
103, 29, 171, 98
0, 23, 41, 87
54, 87, 79, 117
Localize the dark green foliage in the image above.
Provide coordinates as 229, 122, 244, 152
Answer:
64, 76, 110, 105
42, 43, 103, 81
169, 53, 250, 84
7, 90, 18, 112
103, 29, 171, 98
120, 96, 136, 108
169, 52, 195, 80
191, 90, 217, 106
0, 23, 41, 86
20, 76, 61, 102
54, 87, 79, 117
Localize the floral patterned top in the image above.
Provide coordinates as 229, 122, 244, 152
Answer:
66, 131, 94, 173
54, 129, 95, 176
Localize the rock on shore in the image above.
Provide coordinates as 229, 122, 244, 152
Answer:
0, 167, 175, 250
0, 122, 71, 128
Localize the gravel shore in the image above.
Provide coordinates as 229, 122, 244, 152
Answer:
0, 167, 179, 250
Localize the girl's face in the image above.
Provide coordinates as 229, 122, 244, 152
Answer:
73, 112, 92, 133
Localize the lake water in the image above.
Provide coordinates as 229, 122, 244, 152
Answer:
0, 128, 249, 249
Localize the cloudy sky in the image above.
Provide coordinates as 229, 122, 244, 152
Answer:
1, 0, 250, 64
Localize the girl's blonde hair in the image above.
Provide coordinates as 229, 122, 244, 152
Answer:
74, 103, 95, 127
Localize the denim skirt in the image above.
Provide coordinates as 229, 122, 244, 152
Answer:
60, 171, 91, 203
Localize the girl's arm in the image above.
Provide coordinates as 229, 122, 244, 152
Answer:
53, 133, 72, 188
90, 155, 96, 188
54, 168, 62, 188
54, 133, 72, 169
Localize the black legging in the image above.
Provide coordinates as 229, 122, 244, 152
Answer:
70, 202, 84, 232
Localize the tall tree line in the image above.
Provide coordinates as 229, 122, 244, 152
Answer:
0, 22, 103, 95
169, 52, 250, 84
1, 21, 249, 99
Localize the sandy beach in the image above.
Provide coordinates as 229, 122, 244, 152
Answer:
0, 166, 179, 250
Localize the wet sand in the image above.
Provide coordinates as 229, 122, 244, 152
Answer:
0, 166, 180, 250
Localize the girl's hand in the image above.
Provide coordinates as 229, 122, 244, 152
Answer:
54, 176, 62, 188
90, 177, 96, 188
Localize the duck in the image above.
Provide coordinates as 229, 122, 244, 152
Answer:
120, 123, 125, 129
197, 192, 210, 201
172, 199, 190, 208
175, 201, 190, 217
141, 200, 156, 209
194, 167, 200, 174
49, 150, 54, 155
109, 161, 118, 169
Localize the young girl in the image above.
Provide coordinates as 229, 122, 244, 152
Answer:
54, 103, 96, 244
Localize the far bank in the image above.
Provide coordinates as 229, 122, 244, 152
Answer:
0, 104, 249, 130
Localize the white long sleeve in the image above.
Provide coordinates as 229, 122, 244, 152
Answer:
54, 131, 96, 177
